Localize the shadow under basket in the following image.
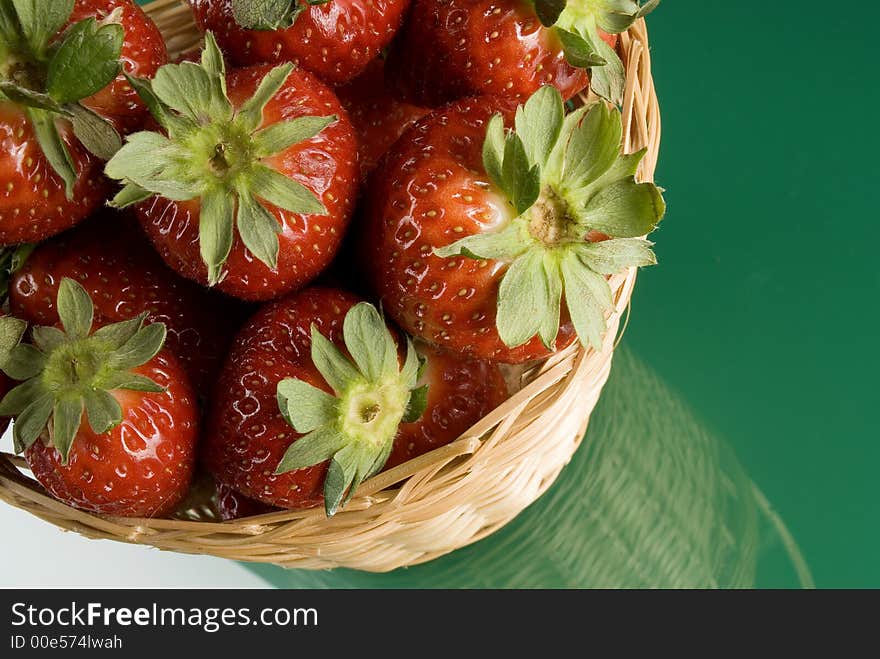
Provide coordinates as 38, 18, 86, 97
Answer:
0, 1, 661, 572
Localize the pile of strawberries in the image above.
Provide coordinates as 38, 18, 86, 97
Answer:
0, 0, 664, 520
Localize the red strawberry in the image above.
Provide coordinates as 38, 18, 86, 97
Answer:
7, 211, 245, 393
336, 59, 429, 177
0, 279, 198, 517
385, 343, 507, 469
215, 482, 277, 520
106, 35, 359, 301
0, 0, 167, 245
188, 0, 410, 85
362, 88, 664, 363
386, 0, 657, 107
204, 287, 507, 514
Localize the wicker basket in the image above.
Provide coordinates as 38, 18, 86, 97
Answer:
0, 1, 661, 572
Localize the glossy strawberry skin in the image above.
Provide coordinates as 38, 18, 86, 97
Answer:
8, 213, 245, 394
0, 0, 167, 246
386, 343, 508, 469
336, 59, 429, 177
205, 287, 509, 509
188, 0, 410, 85
134, 64, 359, 301
215, 482, 277, 520
386, 0, 617, 107
0, 102, 108, 245
362, 96, 577, 363
24, 350, 198, 518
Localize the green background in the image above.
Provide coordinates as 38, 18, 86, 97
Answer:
139, 1, 879, 587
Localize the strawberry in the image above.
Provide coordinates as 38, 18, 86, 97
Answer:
187, 0, 410, 85
362, 88, 665, 363
6, 211, 244, 393
386, 0, 658, 107
0, 279, 198, 517
0, 0, 167, 245
385, 342, 507, 469
204, 287, 507, 515
105, 35, 359, 301
336, 59, 429, 177
215, 482, 277, 520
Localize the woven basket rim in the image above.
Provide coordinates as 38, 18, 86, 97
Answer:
0, 2, 661, 572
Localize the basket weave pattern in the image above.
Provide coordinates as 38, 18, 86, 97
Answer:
0, 1, 660, 572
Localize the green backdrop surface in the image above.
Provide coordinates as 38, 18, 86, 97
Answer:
137, 1, 879, 587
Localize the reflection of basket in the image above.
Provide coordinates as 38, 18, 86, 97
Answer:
0, 1, 661, 572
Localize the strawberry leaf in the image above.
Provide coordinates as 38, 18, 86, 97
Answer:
277, 378, 339, 433
56, 278, 94, 340
25, 108, 76, 198
403, 385, 429, 423
589, 37, 627, 105
560, 249, 614, 349
573, 177, 665, 237
68, 103, 121, 160
310, 326, 361, 395
199, 188, 235, 286
45, 18, 123, 104
324, 447, 358, 516
236, 190, 282, 270
108, 323, 166, 371
250, 164, 325, 215
232, 0, 306, 30
496, 250, 562, 349
10, 0, 73, 56
152, 61, 232, 124
434, 219, 530, 261
52, 396, 84, 464
561, 102, 621, 192
0, 82, 67, 113
252, 114, 336, 155
482, 113, 506, 190
3, 344, 44, 380
275, 425, 346, 475
83, 388, 122, 435
515, 85, 564, 169
534, 0, 567, 27
12, 393, 53, 453
576, 237, 656, 274
501, 132, 541, 214
557, 28, 606, 69
343, 302, 398, 382
236, 62, 294, 131
0, 316, 27, 366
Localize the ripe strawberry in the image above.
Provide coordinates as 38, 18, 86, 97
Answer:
386, 0, 658, 107
6, 212, 244, 393
187, 0, 410, 85
0, 279, 198, 517
204, 287, 507, 515
215, 482, 277, 520
336, 59, 429, 177
106, 35, 359, 301
0, 0, 167, 245
385, 343, 507, 469
362, 88, 665, 363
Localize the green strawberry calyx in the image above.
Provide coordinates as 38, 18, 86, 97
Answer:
105, 33, 336, 286
231, 0, 332, 31
0, 0, 125, 197
0, 278, 167, 465
275, 302, 427, 516
532, 0, 660, 104
435, 86, 665, 353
